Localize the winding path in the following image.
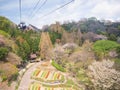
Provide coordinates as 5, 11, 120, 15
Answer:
18, 62, 41, 90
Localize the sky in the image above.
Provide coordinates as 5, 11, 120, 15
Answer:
0, 0, 120, 28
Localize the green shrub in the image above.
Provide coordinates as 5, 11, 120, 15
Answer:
93, 40, 119, 52
93, 40, 120, 59
51, 60, 66, 72
8, 72, 19, 82
1, 75, 7, 82
0, 30, 10, 37
0, 47, 9, 60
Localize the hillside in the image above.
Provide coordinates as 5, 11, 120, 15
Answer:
0, 16, 120, 90
0, 33, 21, 90
0, 16, 41, 90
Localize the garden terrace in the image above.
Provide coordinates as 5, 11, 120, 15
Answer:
29, 82, 76, 90
31, 69, 65, 82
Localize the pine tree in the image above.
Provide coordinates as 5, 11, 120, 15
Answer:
39, 32, 53, 60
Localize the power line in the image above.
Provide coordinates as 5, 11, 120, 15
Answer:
19, 0, 21, 22
33, 0, 41, 10
29, 0, 41, 17
40, 0, 74, 18
31, 0, 47, 18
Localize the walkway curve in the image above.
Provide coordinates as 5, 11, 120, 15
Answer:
18, 62, 42, 90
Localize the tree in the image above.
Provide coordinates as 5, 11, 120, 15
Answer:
88, 60, 120, 90
80, 24, 88, 33
16, 36, 30, 61
108, 34, 117, 41
39, 32, 53, 60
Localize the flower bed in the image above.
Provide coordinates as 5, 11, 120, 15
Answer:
29, 83, 41, 90
32, 69, 64, 82
29, 83, 75, 90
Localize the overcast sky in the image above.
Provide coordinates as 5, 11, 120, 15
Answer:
0, 0, 120, 28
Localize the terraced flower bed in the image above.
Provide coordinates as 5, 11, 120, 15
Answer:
32, 69, 64, 82
29, 83, 75, 90
29, 83, 41, 90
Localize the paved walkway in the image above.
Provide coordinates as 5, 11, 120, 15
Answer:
18, 62, 41, 90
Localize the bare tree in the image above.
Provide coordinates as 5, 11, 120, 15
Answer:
39, 32, 53, 60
